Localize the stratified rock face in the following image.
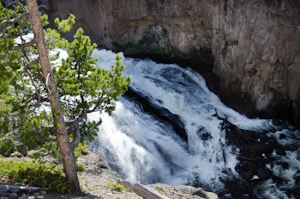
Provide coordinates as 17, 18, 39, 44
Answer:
47, 0, 300, 118
211, 0, 300, 114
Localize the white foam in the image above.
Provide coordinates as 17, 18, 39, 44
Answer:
87, 49, 299, 198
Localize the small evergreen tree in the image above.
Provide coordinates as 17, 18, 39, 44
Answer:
0, 0, 130, 194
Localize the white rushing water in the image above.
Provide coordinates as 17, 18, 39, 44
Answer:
86, 49, 299, 198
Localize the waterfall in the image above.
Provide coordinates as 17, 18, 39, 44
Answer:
87, 50, 300, 199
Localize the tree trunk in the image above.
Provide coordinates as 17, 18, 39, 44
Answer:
26, 0, 81, 195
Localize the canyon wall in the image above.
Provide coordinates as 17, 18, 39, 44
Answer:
46, 0, 300, 122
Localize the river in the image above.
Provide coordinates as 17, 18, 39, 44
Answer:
87, 49, 300, 199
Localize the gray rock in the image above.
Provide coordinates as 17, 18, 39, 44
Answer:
40, 191, 46, 195
9, 193, 18, 198
145, 183, 219, 199
10, 151, 23, 158
241, 160, 258, 173
243, 170, 255, 180
18, 194, 27, 199
206, 192, 219, 199
26, 196, 35, 199
26, 150, 39, 157
0, 192, 10, 196
257, 168, 272, 180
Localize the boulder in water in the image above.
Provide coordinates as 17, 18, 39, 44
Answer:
272, 176, 285, 184
276, 148, 286, 156
241, 160, 258, 173
242, 170, 255, 180
257, 168, 272, 180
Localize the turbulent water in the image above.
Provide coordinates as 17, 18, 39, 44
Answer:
17, 32, 298, 198
81, 50, 300, 199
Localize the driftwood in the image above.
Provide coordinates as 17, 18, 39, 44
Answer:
0, 185, 43, 196
0, 185, 42, 191
121, 181, 170, 199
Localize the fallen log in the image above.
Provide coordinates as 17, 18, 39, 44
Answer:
0, 185, 42, 191
121, 181, 170, 199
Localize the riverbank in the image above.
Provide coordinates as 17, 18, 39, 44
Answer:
0, 150, 218, 199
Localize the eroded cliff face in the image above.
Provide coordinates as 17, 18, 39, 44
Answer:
47, 0, 300, 122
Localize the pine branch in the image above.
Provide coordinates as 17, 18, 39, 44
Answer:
0, 106, 37, 118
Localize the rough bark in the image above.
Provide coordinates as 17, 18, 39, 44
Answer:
26, 0, 81, 195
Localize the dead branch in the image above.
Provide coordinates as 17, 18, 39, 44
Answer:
229, 152, 252, 161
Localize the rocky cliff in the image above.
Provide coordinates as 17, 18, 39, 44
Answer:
46, 0, 300, 123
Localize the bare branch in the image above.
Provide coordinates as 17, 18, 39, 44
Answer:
25, 58, 41, 105
0, 26, 12, 39
69, 120, 81, 150
21, 47, 30, 61
40, 96, 50, 102
38, 4, 48, 10
0, 13, 29, 27
24, 57, 39, 69
15, 37, 36, 50
24, 95, 34, 107
15, 0, 28, 13
18, 19, 29, 42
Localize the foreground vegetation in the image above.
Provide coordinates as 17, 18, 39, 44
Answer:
0, 158, 85, 193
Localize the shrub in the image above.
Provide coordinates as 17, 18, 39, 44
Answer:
107, 182, 126, 192
0, 159, 85, 193
29, 140, 89, 163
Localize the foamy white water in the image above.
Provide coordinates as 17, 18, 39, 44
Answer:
86, 49, 299, 198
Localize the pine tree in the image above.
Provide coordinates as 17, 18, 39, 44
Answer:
0, 0, 130, 195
